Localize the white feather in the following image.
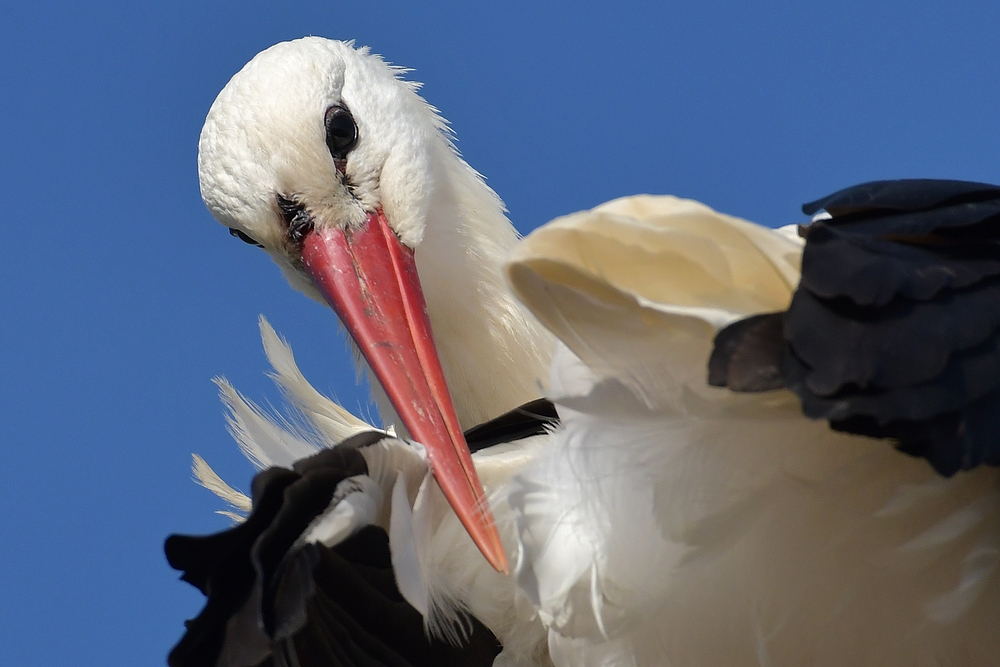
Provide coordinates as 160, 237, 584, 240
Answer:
197, 320, 385, 513
390, 472, 430, 616
190, 453, 251, 518
215, 377, 318, 470
259, 315, 383, 441
301, 474, 383, 547
505, 195, 1000, 666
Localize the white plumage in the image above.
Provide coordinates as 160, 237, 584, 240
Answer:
505, 197, 1000, 665
186, 37, 1000, 666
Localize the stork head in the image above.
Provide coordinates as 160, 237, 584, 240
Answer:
197, 37, 507, 573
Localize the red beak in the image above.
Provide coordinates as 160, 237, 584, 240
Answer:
300, 210, 508, 574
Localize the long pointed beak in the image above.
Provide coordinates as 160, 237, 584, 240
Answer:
300, 211, 509, 574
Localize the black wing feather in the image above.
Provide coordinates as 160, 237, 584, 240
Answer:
712, 179, 1000, 476
799, 222, 1000, 307
785, 278, 1000, 395
464, 398, 559, 452
707, 313, 785, 392
165, 418, 530, 667
801, 178, 1000, 217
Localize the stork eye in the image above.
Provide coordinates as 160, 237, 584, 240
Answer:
325, 105, 358, 160
229, 228, 263, 247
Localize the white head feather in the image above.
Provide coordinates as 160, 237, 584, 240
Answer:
197, 37, 553, 427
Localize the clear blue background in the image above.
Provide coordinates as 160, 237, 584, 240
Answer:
3, 2, 999, 664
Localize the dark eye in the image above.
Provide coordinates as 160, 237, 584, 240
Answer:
325, 105, 358, 160
229, 228, 263, 247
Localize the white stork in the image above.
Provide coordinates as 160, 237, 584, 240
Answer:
166, 37, 1000, 667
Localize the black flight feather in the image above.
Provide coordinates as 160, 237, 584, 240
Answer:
710, 179, 1000, 476
166, 401, 559, 666
801, 178, 1000, 217
464, 398, 559, 451
707, 313, 785, 392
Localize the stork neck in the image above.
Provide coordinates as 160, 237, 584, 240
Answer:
411, 155, 554, 429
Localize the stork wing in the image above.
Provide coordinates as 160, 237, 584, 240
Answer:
503, 193, 1000, 666
506, 194, 802, 410
789, 180, 1000, 475
166, 436, 501, 667
711, 180, 1000, 475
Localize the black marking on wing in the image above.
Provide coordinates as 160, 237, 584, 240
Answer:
711, 179, 1000, 476
262, 535, 502, 667
801, 179, 1000, 217
464, 398, 559, 452
708, 313, 785, 392
165, 431, 501, 667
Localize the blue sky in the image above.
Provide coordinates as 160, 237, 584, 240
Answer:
3, 1, 1000, 664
